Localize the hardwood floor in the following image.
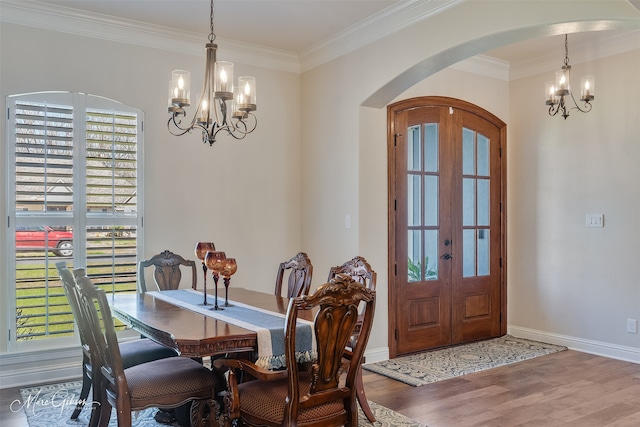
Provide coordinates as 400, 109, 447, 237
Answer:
363, 350, 640, 426
1, 350, 639, 426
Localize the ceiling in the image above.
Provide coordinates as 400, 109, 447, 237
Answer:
11, 0, 640, 69
30, 0, 405, 53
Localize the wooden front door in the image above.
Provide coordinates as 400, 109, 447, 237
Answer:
388, 97, 507, 357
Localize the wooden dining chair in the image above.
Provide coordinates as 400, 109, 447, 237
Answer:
138, 249, 197, 293
214, 274, 376, 427
73, 269, 221, 427
327, 256, 377, 422
274, 252, 313, 298
56, 262, 178, 426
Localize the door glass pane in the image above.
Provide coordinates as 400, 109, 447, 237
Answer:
462, 128, 475, 175
463, 178, 475, 226
478, 229, 490, 276
463, 229, 476, 277
408, 174, 421, 226
408, 230, 422, 282
424, 175, 438, 226
424, 230, 438, 281
477, 179, 490, 226
424, 123, 438, 172
477, 133, 489, 176
408, 125, 421, 171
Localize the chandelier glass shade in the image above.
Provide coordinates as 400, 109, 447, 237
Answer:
545, 34, 594, 120
167, 0, 257, 145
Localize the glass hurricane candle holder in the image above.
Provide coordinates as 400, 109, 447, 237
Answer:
195, 242, 216, 305
220, 258, 237, 307
205, 251, 227, 310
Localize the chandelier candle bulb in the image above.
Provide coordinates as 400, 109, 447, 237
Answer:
214, 61, 234, 99
196, 96, 211, 125
555, 68, 570, 96
581, 76, 594, 101
232, 87, 244, 119
171, 70, 190, 106
168, 81, 177, 112
238, 76, 257, 111
545, 82, 557, 105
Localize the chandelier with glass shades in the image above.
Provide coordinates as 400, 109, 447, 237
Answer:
545, 34, 594, 120
167, 0, 257, 145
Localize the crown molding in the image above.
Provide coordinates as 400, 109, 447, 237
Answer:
299, 0, 463, 72
3, 1, 637, 79
0, 0, 301, 73
450, 55, 510, 81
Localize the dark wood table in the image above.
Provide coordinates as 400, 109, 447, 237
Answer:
110, 287, 312, 358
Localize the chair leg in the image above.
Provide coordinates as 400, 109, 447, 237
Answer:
355, 365, 376, 422
71, 365, 90, 419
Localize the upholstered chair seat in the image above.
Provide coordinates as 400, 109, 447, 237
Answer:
235, 371, 346, 425
120, 357, 217, 410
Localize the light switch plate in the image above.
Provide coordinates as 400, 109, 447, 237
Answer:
586, 214, 604, 227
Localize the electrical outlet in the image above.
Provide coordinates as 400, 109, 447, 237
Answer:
627, 319, 638, 334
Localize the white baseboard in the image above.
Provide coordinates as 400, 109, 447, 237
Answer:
364, 346, 389, 364
508, 326, 640, 364
0, 347, 82, 389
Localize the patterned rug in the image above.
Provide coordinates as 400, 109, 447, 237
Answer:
363, 335, 567, 387
18, 380, 423, 427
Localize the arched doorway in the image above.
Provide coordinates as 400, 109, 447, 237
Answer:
387, 96, 506, 357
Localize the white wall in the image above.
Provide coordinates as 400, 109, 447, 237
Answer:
0, 23, 302, 355
301, 1, 640, 361
507, 49, 640, 356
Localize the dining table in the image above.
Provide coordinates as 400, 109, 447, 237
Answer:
109, 287, 315, 361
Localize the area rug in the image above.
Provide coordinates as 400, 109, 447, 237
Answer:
363, 334, 567, 387
18, 380, 424, 427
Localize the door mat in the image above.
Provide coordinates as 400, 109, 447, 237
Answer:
363, 335, 567, 386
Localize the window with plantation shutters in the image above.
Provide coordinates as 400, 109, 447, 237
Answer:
6, 92, 144, 350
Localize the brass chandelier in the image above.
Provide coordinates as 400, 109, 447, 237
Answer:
545, 34, 594, 120
167, 0, 257, 145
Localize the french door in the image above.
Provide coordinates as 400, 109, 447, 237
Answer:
388, 97, 506, 357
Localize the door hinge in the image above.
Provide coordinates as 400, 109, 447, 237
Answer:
499, 147, 502, 157
394, 133, 402, 146
394, 263, 397, 275
394, 199, 397, 211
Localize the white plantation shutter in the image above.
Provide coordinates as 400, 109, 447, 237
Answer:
6, 92, 144, 349
14, 100, 74, 212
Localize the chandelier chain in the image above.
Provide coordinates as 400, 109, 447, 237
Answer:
209, 0, 216, 43
563, 34, 569, 67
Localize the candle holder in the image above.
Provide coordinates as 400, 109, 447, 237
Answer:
205, 251, 227, 310
220, 258, 237, 307
195, 242, 216, 305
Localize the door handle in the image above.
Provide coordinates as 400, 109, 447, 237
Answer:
441, 253, 452, 260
